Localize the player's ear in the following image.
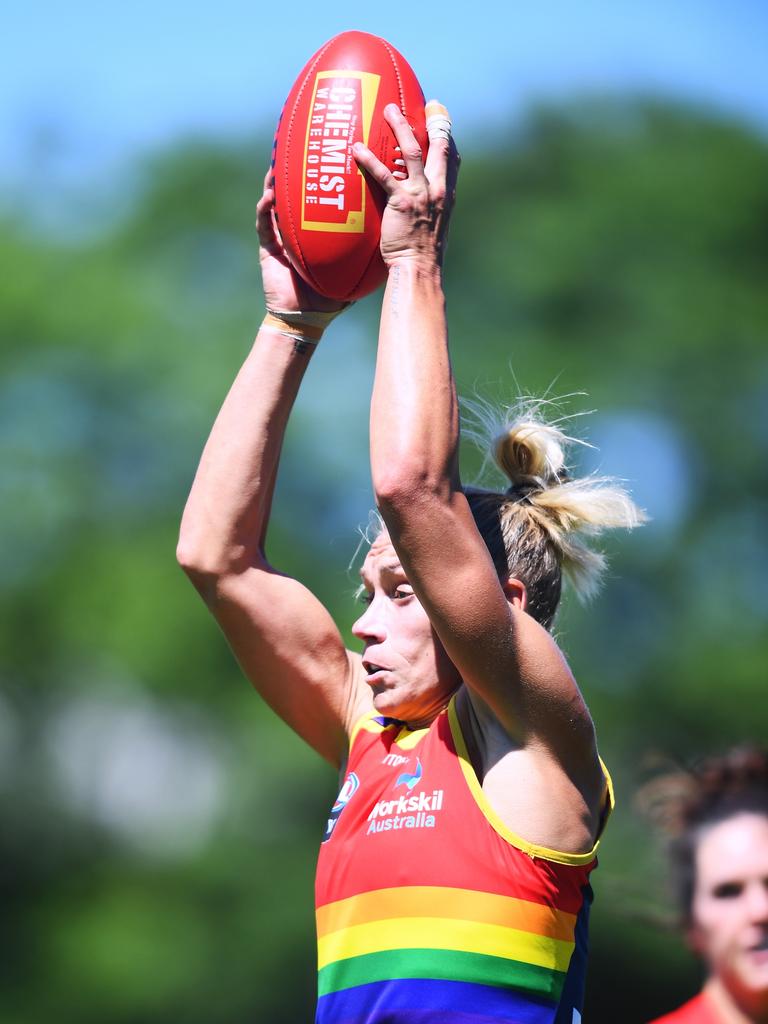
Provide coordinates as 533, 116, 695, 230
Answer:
502, 577, 527, 611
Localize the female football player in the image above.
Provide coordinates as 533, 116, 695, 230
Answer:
178, 102, 644, 1023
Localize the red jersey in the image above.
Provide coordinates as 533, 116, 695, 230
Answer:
314, 696, 612, 1023
650, 992, 721, 1023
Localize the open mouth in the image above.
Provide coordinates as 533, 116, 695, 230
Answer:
744, 940, 768, 968
363, 661, 389, 680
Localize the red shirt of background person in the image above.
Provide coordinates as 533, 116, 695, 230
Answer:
645, 749, 768, 1024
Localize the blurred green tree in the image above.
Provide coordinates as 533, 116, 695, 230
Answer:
1, 98, 766, 1022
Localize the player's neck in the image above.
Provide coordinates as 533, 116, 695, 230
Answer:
704, 977, 768, 1024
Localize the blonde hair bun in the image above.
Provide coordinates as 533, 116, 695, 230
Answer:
463, 396, 647, 609
494, 420, 567, 487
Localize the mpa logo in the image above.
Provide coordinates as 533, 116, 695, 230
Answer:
382, 751, 409, 768
322, 771, 359, 843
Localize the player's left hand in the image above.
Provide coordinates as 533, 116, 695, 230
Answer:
256, 170, 349, 314
352, 101, 460, 271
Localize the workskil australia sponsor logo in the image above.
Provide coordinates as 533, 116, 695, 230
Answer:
367, 759, 444, 835
322, 771, 359, 843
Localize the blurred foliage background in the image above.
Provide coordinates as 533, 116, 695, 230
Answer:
2, 94, 767, 1022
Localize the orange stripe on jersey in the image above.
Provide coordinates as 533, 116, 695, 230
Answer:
316, 885, 577, 943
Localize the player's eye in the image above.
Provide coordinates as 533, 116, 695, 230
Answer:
392, 587, 413, 601
713, 881, 743, 899
357, 590, 374, 606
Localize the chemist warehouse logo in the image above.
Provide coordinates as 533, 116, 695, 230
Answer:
366, 758, 444, 836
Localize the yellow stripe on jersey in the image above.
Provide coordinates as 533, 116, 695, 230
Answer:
317, 916, 575, 973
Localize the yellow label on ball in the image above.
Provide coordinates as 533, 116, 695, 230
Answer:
301, 70, 380, 233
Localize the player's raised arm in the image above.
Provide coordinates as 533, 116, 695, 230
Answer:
353, 106, 644, 784
176, 173, 369, 768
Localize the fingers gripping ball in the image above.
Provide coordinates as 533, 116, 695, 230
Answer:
271, 31, 427, 302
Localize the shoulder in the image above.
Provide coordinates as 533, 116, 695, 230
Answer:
648, 993, 717, 1024
451, 688, 609, 857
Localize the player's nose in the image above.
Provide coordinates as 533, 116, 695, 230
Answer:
746, 881, 768, 923
352, 598, 387, 642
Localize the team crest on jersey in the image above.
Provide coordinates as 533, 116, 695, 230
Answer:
394, 757, 422, 790
322, 771, 359, 843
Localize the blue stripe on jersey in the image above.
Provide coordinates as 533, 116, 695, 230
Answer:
316, 977, 558, 1024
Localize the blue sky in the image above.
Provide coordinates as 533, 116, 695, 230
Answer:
3, 0, 767, 185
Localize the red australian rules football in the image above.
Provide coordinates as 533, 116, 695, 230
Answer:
271, 31, 427, 301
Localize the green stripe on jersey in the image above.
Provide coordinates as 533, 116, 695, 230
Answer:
318, 947, 566, 1000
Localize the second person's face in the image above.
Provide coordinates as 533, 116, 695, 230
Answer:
689, 812, 768, 1011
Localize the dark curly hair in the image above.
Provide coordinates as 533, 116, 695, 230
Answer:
638, 746, 768, 926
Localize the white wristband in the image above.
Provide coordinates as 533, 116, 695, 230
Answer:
262, 306, 350, 345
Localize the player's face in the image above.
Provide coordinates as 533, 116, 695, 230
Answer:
352, 532, 461, 726
689, 812, 768, 1010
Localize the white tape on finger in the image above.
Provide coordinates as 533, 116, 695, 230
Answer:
425, 101, 452, 143
427, 115, 452, 142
